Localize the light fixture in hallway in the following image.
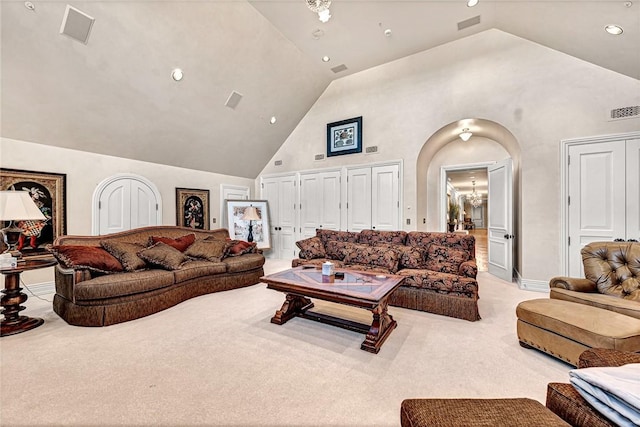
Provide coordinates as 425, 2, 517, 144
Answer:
469, 180, 482, 207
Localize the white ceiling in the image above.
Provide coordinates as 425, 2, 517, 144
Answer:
2, 1, 638, 178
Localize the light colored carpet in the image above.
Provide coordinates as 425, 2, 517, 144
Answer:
1, 260, 570, 427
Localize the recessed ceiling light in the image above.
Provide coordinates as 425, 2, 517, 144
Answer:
604, 25, 623, 35
467, 0, 479, 7
171, 68, 183, 81
384, 29, 392, 37
270, 116, 277, 125
322, 56, 330, 62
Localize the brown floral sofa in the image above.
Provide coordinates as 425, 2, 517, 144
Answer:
52, 226, 265, 326
292, 229, 480, 321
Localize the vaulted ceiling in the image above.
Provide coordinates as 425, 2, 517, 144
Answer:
2, 1, 638, 178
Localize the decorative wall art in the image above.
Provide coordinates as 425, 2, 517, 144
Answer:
327, 116, 363, 157
224, 200, 271, 249
176, 188, 210, 230
0, 168, 67, 259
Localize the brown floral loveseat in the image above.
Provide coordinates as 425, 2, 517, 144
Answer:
292, 229, 480, 321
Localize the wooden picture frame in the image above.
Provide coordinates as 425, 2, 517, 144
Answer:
0, 168, 67, 259
176, 188, 210, 230
327, 116, 363, 157
225, 199, 271, 249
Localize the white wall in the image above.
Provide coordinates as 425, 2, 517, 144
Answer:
1, 137, 255, 284
258, 29, 640, 282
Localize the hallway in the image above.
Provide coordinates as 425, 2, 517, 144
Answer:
470, 228, 488, 271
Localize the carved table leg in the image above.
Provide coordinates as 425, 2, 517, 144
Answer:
271, 294, 314, 325
1, 272, 44, 337
361, 300, 397, 354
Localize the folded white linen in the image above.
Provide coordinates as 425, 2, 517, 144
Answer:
569, 363, 640, 427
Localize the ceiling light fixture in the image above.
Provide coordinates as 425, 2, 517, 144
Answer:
306, 0, 332, 23
604, 25, 623, 35
459, 128, 473, 141
467, 0, 479, 7
322, 56, 330, 62
468, 181, 482, 208
171, 68, 183, 81
270, 116, 277, 124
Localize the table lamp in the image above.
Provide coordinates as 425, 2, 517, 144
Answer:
241, 206, 261, 242
0, 191, 46, 255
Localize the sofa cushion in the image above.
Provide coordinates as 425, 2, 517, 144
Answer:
222, 253, 265, 273
358, 229, 408, 245
398, 269, 478, 297
343, 264, 393, 275
316, 229, 359, 248
343, 242, 400, 273
184, 239, 228, 262
51, 245, 124, 274
582, 242, 640, 300
425, 244, 470, 274
100, 240, 148, 271
325, 240, 350, 261
148, 233, 196, 252
173, 259, 227, 283
138, 242, 189, 270
375, 243, 428, 269
224, 240, 257, 257
296, 236, 326, 259
74, 270, 175, 301
406, 231, 475, 255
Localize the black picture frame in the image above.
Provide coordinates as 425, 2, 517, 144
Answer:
327, 116, 362, 157
0, 168, 67, 259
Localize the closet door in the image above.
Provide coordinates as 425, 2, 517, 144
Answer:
627, 138, 640, 240
347, 167, 372, 232
319, 171, 341, 231
261, 174, 297, 259
299, 173, 321, 239
371, 164, 399, 231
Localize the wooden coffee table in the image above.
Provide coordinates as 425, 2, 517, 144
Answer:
261, 266, 404, 353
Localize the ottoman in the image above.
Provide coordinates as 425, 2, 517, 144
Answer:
516, 298, 640, 366
400, 398, 569, 426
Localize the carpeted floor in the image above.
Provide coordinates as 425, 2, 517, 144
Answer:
0, 259, 570, 427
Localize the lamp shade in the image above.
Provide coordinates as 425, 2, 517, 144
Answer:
0, 191, 46, 221
241, 206, 261, 221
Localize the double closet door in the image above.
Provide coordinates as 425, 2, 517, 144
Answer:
346, 164, 400, 232
299, 170, 341, 239
261, 175, 297, 259
567, 136, 640, 276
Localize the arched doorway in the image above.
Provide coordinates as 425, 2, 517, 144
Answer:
92, 174, 162, 235
416, 119, 522, 280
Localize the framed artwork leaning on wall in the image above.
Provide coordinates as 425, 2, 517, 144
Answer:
225, 200, 271, 250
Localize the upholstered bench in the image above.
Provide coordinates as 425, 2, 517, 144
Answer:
516, 298, 640, 366
400, 398, 569, 426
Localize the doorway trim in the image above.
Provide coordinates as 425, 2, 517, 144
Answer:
92, 173, 163, 235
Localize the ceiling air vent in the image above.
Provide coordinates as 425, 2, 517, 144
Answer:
274, 160, 283, 166
609, 106, 639, 120
225, 91, 243, 109
331, 64, 348, 74
457, 15, 481, 31
314, 154, 325, 161
60, 5, 94, 44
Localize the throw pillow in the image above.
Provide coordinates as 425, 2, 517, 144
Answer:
343, 242, 400, 273
325, 240, 349, 261
51, 245, 124, 274
138, 242, 189, 270
425, 244, 470, 275
296, 236, 326, 259
225, 240, 257, 257
148, 233, 196, 252
375, 243, 428, 269
100, 240, 148, 271
184, 239, 228, 262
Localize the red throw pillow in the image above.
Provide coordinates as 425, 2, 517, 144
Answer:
149, 234, 196, 252
224, 240, 257, 257
51, 245, 124, 274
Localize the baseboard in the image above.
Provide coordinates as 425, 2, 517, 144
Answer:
514, 270, 549, 293
22, 281, 55, 297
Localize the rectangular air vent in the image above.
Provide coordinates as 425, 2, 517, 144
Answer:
365, 146, 378, 154
60, 5, 94, 44
225, 91, 243, 109
331, 64, 348, 74
609, 106, 640, 120
314, 154, 325, 161
457, 15, 481, 31
274, 160, 283, 166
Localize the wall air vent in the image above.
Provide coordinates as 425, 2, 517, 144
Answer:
331, 64, 348, 74
457, 15, 481, 31
365, 146, 378, 154
60, 5, 94, 44
225, 91, 243, 109
314, 154, 325, 161
609, 106, 639, 121
274, 160, 283, 166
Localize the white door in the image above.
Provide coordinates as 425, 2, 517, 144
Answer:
567, 141, 626, 276
626, 139, 640, 241
261, 175, 297, 259
299, 171, 341, 239
347, 167, 372, 232
371, 164, 399, 231
220, 184, 249, 228
487, 158, 513, 281
319, 171, 341, 231
96, 176, 160, 235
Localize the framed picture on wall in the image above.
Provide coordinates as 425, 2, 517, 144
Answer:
0, 168, 67, 259
176, 188, 210, 230
327, 116, 363, 157
224, 200, 270, 249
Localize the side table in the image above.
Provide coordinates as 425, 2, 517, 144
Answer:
1, 257, 57, 337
